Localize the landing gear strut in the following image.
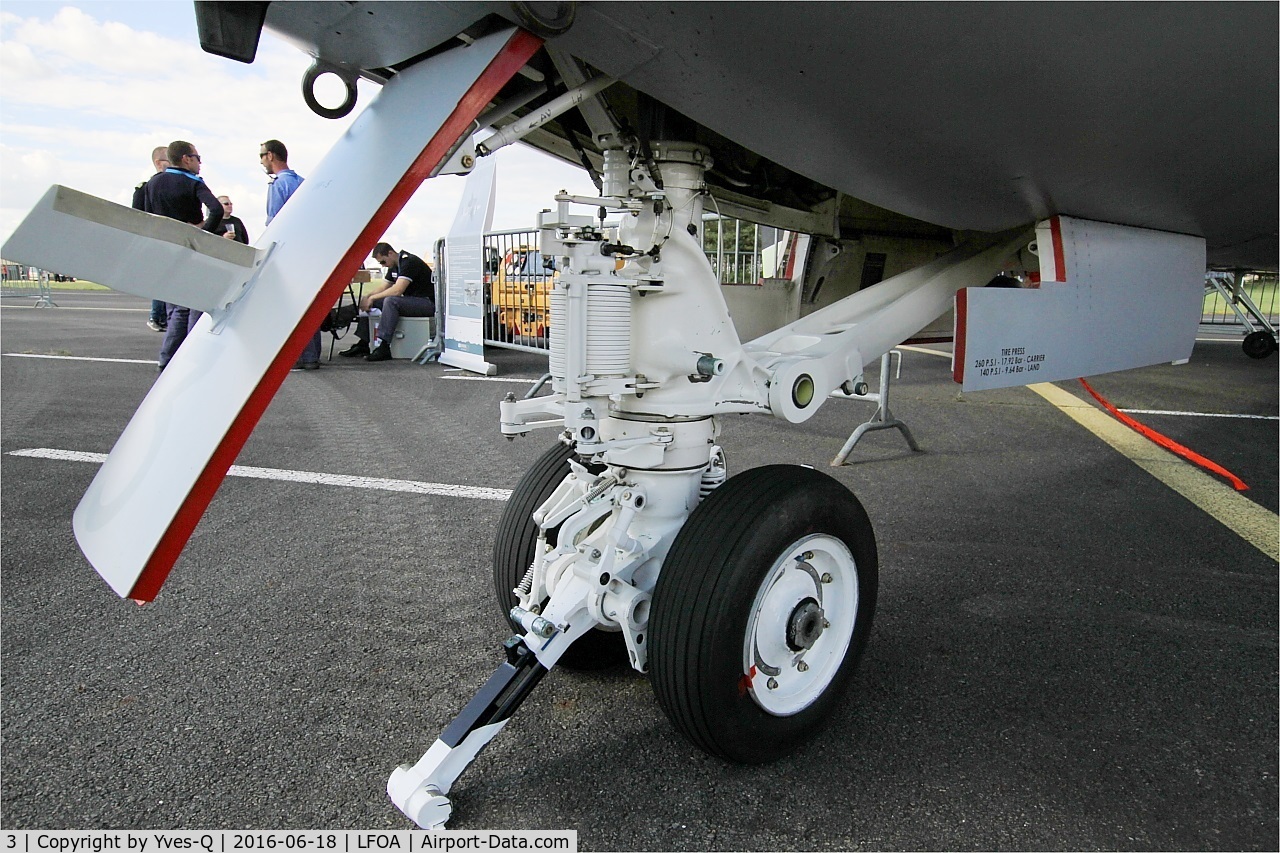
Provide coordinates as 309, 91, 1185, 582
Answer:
492, 441, 627, 670
389, 130, 1010, 827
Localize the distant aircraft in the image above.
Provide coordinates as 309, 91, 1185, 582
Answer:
3, 0, 1276, 828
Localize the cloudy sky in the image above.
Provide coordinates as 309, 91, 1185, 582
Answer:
0, 1, 594, 255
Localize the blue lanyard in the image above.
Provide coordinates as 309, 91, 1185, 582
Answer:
164, 167, 204, 183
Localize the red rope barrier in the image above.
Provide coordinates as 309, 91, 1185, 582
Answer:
1077, 378, 1249, 492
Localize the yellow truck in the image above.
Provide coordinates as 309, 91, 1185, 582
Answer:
492, 246, 557, 343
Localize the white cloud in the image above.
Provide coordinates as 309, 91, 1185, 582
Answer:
0, 2, 594, 258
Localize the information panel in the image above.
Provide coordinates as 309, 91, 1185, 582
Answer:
955, 216, 1204, 392
441, 152, 497, 375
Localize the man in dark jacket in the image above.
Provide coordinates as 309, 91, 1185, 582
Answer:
144, 140, 223, 370
339, 242, 435, 362
133, 145, 170, 332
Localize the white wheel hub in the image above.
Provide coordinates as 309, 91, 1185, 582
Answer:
743, 533, 859, 715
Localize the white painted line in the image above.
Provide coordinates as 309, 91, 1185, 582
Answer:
1119, 408, 1278, 421
3, 352, 552, 380
3, 353, 156, 365
439, 374, 541, 384
6, 448, 513, 501
0, 305, 148, 312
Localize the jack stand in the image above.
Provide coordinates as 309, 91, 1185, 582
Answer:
34, 271, 58, 308
830, 350, 920, 465
414, 337, 444, 364
388, 636, 549, 828
413, 317, 444, 364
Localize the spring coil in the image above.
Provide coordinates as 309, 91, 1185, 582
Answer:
515, 561, 536, 596
549, 282, 632, 383
699, 445, 728, 500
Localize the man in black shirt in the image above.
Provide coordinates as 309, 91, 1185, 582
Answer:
217, 196, 250, 244
144, 140, 223, 370
340, 242, 436, 362
133, 145, 170, 332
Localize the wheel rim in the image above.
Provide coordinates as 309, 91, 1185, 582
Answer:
742, 533, 858, 716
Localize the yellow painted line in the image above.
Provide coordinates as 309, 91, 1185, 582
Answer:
897, 344, 1278, 561
1028, 382, 1279, 562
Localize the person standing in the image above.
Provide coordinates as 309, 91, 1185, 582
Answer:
133, 145, 170, 332
144, 140, 223, 371
339, 242, 435, 362
260, 139, 319, 370
217, 196, 250, 243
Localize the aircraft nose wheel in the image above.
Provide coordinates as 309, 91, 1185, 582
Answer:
649, 465, 878, 764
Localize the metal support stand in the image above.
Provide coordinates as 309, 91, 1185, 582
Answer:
1205, 271, 1277, 358
412, 316, 443, 364
34, 271, 57, 308
830, 350, 920, 466
1206, 272, 1277, 336
326, 282, 360, 360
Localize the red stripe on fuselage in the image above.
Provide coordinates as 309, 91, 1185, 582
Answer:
128, 30, 544, 601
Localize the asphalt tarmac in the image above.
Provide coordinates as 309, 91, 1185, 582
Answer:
2, 291, 1276, 850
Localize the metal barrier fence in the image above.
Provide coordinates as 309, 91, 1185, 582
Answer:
482, 229, 555, 353
1, 264, 58, 306
1202, 271, 1278, 327
702, 215, 796, 284
478, 218, 791, 353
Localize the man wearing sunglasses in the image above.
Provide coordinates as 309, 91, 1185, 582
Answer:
141, 139, 224, 371
260, 139, 304, 226
259, 139, 319, 370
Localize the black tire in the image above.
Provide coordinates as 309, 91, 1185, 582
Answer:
493, 442, 628, 670
1242, 330, 1277, 359
649, 464, 878, 763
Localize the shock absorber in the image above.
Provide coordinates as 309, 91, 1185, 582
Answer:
548, 280, 632, 391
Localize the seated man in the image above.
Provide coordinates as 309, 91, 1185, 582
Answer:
340, 242, 435, 362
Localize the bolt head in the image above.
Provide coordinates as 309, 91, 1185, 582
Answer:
797, 661, 809, 672
767, 677, 779, 690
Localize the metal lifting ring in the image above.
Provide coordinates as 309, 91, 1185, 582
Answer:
302, 61, 359, 120
510, 1, 577, 37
